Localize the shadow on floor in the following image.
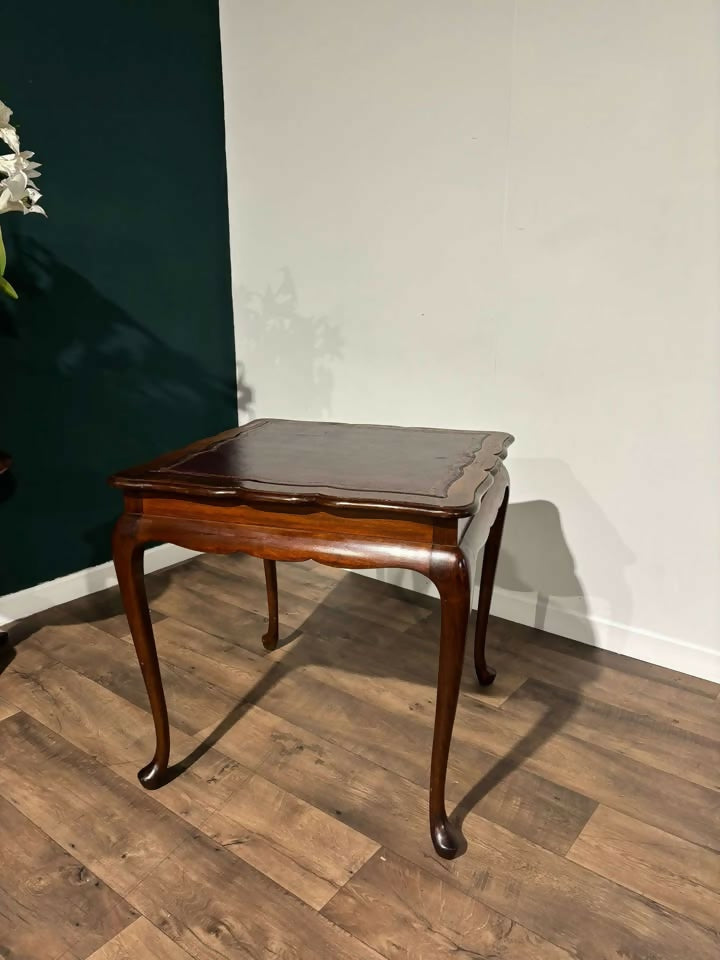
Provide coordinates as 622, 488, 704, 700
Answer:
157, 501, 615, 830
0, 571, 173, 677
2, 487, 634, 837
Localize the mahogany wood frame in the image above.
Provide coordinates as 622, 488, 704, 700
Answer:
112, 485, 508, 860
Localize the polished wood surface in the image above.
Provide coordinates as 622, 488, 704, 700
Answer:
261, 559, 279, 651
111, 419, 513, 516
0, 558, 718, 959
474, 485, 509, 686
109, 419, 513, 858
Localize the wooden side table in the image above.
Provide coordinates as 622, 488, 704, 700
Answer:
110, 419, 513, 858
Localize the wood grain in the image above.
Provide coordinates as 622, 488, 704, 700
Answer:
170, 560, 528, 705
138, 616, 274, 701
128, 829, 386, 960
0, 643, 249, 829
0, 693, 18, 720
0, 793, 136, 960
482, 617, 720, 738
142, 495, 438, 544
230, 650, 597, 855
568, 806, 720, 932
1, 553, 718, 960
488, 614, 720, 698
323, 848, 574, 960
111, 418, 513, 517
26, 620, 240, 736
196, 701, 720, 960
450, 812, 720, 960
162, 574, 717, 853
4, 584, 166, 643
502, 678, 720, 789
86, 917, 195, 959
203, 771, 379, 909
200, 552, 430, 629
0, 712, 191, 894
148, 577, 269, 649
129, 614, 592, 856
412, 672, 720, 852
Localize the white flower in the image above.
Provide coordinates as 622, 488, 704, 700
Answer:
0, 168, 45, 216
0, 150, 41, 179
0, 103, 45, 205
0, 100, 20, 153
0, 99, 45, 298
0, 119, 45, 216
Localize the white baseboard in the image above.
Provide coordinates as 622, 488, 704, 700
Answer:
490, 587, 720, 685
2, 553, 718, 684
0, 544, 199, 626
357, 569, 720, 684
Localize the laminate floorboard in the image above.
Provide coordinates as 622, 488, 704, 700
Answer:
0, 555, 717, 959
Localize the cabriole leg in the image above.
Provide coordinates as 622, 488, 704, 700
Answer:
112, 515, 169, 789
262, 559, 279, 650
429, 550, 470, 859
474, 487, 509, 686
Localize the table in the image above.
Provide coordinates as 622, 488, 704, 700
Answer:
110, 419, 513, 858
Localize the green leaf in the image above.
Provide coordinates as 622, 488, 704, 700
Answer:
0, 275, 18, 300
0, 225, 6, 276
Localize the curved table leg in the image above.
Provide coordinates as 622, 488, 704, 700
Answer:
429, 549, 470, 859
110, 510, 480, 859
262, 559, 279, 650
112, 515, 170, 789
474, 487, 509, 687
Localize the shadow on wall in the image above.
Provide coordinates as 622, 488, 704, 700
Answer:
497, 500, 597, 644
441, 458, 634, 837
0, 438, 637, 838
155, 467, 634, 841
2, 462, 631, 838
0, 237, 249, 593
495, 458, 635, 639
237, 268, 343, 419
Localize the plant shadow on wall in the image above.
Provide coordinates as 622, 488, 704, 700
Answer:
0, 235, 250, 669
167, 460, 634, 841
238, 268, 343, 419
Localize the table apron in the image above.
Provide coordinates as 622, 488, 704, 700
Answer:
119, 510, 466, 584
133, 494, 459, 544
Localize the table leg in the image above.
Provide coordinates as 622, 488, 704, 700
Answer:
262, 559, 279, 650
112, 515, 170, 789
474, 487, 509, 686
429, 550, 470, 859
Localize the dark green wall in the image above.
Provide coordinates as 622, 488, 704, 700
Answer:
0, 1, 239, 594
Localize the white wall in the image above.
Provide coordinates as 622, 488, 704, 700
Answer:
219, 0, 720, 681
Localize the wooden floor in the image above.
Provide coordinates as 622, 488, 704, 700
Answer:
0, 554, 718, 960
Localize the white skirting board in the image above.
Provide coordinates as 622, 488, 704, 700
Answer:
489, 587, 720, 685
1, 552, 718, 684
357, 569, 720, 684
0, 544, 199, 626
